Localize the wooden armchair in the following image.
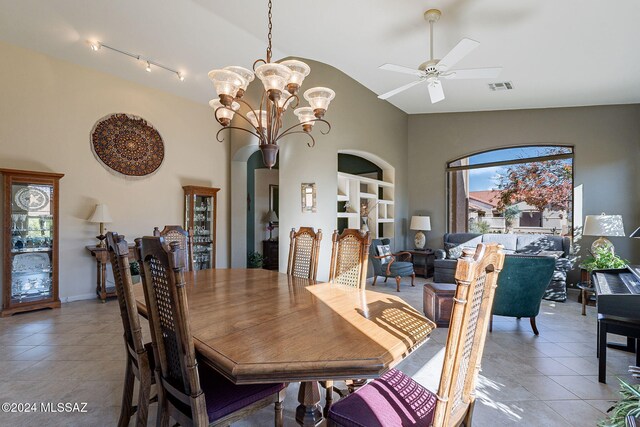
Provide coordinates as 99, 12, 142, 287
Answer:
153, 225, 194, 271
136, 236, 286, 426
105, 232, 155, 427
370, 237, 415, 292
327, 243, 505, 427
328, 229, 371, 289
287, 227, 322, 280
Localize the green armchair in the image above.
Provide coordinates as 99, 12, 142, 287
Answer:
491, 255, 555, 335
370, 238, 415, 292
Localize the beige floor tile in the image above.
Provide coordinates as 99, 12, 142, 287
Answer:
544, 399, 608, 427
549, 375, 620, 400
515, 375, 579, 400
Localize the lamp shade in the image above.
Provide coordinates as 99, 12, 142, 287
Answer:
266, 210, 279, 223
583, 214, 625, 237
410, 216, 431, 231
88, 204, 112, 223
630, 227, 640, 238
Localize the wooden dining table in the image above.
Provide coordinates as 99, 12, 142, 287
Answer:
133, 268, 436, 426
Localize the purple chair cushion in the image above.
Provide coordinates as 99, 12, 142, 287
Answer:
328, 369, 437, 427
198, 362, 286, 422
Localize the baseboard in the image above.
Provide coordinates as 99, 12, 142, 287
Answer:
61, 293, 96, 303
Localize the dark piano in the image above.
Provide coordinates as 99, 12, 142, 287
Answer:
592, 265, 640, 319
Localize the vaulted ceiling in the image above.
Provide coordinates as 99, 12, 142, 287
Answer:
1, 0, 639, 114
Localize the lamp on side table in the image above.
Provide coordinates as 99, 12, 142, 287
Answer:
88, 203, 113, 248
410, 215, 431, 250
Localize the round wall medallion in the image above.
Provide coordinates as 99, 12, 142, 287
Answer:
14, 187, 50, 211
91, 113, 164, 177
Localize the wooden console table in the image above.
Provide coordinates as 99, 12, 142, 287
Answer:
86, 244, 137, 302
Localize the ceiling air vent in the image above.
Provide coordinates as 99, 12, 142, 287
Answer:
488, 82, 514, 91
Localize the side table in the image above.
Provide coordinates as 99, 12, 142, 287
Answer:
405, 249, 434, 278
86, 244, 138, 303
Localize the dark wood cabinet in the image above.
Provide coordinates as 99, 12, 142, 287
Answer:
1, 169, 64, 316
406, 249, 434, 278
262, 240, 279, 271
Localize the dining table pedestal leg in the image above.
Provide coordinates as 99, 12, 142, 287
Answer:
296, 381, 323, 426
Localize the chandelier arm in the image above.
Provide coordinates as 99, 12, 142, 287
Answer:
277, 118, 331, 140
271, 101, 280, 143
253, 58, 267, 72
233, 96, 267, 141
215, 125, 262, 143
276, 130, 317, 148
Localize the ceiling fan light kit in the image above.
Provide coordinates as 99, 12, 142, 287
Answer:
378, 9, 503, 104
208, 0, 333, 168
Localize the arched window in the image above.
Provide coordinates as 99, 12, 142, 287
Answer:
447, 145, 574, 236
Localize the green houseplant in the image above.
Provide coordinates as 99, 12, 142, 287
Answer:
598, 378, 640, 426
581, 246, 628, 272
247, 251, 264, 269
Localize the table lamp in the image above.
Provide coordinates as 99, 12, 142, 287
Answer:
583, 213, 625, 254
410, 215, 431, 250
265, 210, 279, 241
88, 203, 113, 248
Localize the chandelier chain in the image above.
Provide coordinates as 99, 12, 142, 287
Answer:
266, 0, 273, 63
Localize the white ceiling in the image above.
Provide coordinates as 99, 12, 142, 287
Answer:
1, 0, 639, 114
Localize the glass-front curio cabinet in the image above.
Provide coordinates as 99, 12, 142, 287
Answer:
183, 186, 219, 271
1, 169, 64, 316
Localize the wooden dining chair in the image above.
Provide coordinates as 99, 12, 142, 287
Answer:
136, 236, 286, 427
328, 229, 371, 289
327, 243, 505, 427
153, 225, 194, 271
287, 227, 322, 280
105, 232, 155, 427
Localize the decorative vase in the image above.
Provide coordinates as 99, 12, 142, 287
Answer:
414, 231, 426, 250
361, 217, 369, 233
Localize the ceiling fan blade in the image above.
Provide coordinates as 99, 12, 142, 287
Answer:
378, 80, 425, 100
442, 67, 503, 80
428, 81, 445, 104
437, 38, 480, 71
379, 63, 424, 77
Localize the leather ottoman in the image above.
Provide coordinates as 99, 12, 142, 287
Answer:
423, 282, 456, 327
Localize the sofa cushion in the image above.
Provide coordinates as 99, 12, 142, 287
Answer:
481, 234, 518, 252
388, 262, 414, 276
516, 234, 564, 254
444, 233, 482, 246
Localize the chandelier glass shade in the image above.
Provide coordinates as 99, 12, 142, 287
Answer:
208, 0, 333, 168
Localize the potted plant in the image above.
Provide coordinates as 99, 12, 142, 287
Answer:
247, 251, 264, 269
598, 378, 640, 426
581, 246, 628, 272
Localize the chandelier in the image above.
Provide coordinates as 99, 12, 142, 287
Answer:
208, 0, 334, 168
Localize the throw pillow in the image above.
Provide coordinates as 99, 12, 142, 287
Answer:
377, 244, 392, 265
445, 242, 464, 259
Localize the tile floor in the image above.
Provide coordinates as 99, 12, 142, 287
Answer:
0, 277, 636, 426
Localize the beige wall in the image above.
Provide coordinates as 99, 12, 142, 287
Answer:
408, 105, 640, 267
229, 58, 409, 280
0, 41, 229, 301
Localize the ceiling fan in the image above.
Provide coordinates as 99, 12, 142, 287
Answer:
378, 9, 503, 104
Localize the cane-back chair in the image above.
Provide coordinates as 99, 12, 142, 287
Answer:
327, 243, 505, 427
153, 225, 194, 271
136, 236, 286, 427
106, 232, 155, 427
328, 229, 371, 289
287, 227, 322, 280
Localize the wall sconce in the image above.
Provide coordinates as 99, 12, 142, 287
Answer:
301, 183, 317, 213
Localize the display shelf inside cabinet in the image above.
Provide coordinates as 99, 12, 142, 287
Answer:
183, 185, 219, 271
1, 169, 64, 317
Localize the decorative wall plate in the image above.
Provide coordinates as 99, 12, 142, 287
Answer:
91, 113, 164, 177
14, 187, 50, 211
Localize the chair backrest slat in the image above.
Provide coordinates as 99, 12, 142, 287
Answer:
433, 243, 505, 427
137, 236, 204, 416
287, 227, 322, 280
328, 229, 371, 289
153, 225, 194, 271
106, 232, 146, 357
